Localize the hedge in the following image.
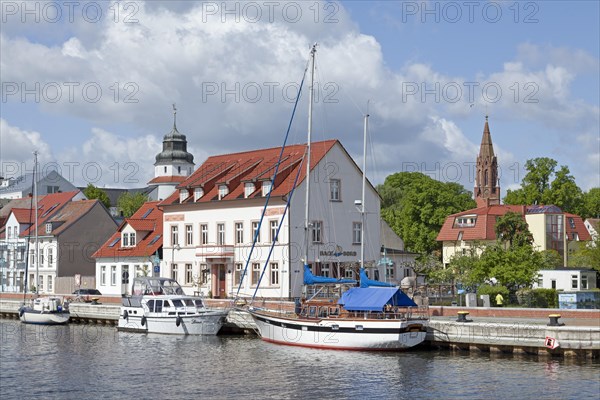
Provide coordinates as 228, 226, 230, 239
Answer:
516, 288, 558, 308
477, 284, 510, 306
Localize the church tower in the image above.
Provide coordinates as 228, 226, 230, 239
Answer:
148, 105, 195, 201
474, 116, 500, 207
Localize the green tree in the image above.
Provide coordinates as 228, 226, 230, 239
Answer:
581, 188, 600, 219
117, 192, 148, 218
495, 211, 533, 248
569, 235, 600, 273
478, 243, 541, 292
83, 183, 111, 209
504, 158, 584, 215
378, 172, 476, 254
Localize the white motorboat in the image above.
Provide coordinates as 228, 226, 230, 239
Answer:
19, 297, 70, 325
118, 277, 228, 335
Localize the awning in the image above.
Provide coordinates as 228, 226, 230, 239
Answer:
338, 287, 417, 312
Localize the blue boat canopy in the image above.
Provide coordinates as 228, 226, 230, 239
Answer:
359, 268, 396, 288
303, 265, 356, 285
338, 287, 417, 311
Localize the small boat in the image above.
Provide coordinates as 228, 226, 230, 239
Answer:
118, 276, 228, 335
19, 297, 70, 325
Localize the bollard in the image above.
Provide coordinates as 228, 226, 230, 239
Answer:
456, 311, 471, 322
547, 314, 564, 326
90, 298, 100, 305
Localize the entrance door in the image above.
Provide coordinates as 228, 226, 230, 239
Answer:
212, 264, 227, 298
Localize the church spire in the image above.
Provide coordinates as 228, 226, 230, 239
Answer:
474, 115, 500, 207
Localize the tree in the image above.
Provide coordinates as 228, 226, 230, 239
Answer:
83, 183, 111, 209
581, 188, 600, 219
117, 192, 148, 218
569, 235, 600, 273
477, 243, 541, 292
504, 158, 585, 215
378, 172, 476, 254
495, 211, 533, 248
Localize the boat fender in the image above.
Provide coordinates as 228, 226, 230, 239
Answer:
19, 308, 25, 318
123, 310, 129, 321
141, 316, 147, 327
176, 316, 182, 327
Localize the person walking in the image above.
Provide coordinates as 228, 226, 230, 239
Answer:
495, 293, 504, 307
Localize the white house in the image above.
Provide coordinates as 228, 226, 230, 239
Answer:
0, 170, 78, 199
93, 201, 163, 295
533, 268, 597, 291
159, 139, 381, 299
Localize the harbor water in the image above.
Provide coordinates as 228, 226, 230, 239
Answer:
1, 319, 598, 399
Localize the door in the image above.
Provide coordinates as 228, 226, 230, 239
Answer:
218, 264, 226, 298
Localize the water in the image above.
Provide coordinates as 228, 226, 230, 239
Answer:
1, 319, 598, 400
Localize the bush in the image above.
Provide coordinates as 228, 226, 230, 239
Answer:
516, 288, 558, 308
477, 284, 510, 306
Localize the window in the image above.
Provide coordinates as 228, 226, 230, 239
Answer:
270, 263, 279, 286
45, 223, 52, 234
537, 274, 543, 287
194, 187, 204, 201
200, 224, 208, 245
30, 250, 34, 266
111, 266, 117, 286
234, 263, 243, 285
252, 221, 260, 242
329, 179, 341, 201
235, 223, 244, 244
46, 185, 60, 194
48, 247, 53, 266
345, 269, 354, 279
311, 221, 322, 243
179, 189, 188, 202
185, 225, 193, 246
171, 225, 179, 246
171, 264, 178, 281
39, 275, 44, 292
551, 279, 556, 289
352, 222, 362, 244
386, 265, 395, 280
47, 275, 53, 292
262, 181, 272, 197
122, 265, 130, 284
186, 264, 193, 284
40, 250, 44, 266
321, 263, 329, 277
455, 215, 477, 227
200, 264, 208, 284
270, 220, 278, 243
571, 274, 578, 289
581, 275, 588, 290
568, 218, 575, 229
572, 233, 579, 240
251, 263, 261, 286
218, 185, 229, 200
128, 232, 136, 247
122, 232, 135, 247
135, 265, 142, 277
122, 233, 129, 247
244, 183, 255, 198
217, 223, 225, 245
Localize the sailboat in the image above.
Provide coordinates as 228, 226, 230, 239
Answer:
19, 151, 70, 325
247, 45, 428, 350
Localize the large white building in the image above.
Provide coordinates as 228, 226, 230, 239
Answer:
159, 139, 381, 299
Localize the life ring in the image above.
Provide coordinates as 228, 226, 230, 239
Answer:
141, 316, 147, 327
123, 310, 129, 321
176, 316, 182, 327
19, 308, 25, 318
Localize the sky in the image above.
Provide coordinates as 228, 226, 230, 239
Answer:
1, 0, 599, 194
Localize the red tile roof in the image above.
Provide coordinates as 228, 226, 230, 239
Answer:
160, 140, 337, 206
93, 201, 163, 259
41, 200, 102, 236
10, 208, 35, 224
147, 176, 187, 184
437, 205, 591, 242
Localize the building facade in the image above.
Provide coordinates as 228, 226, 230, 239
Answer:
533, 268, 597, 291
159, 140, 381, 299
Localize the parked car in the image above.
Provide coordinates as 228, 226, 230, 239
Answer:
72, 289, 102, 296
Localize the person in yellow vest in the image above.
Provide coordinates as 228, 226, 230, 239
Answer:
495, 293, 504, 307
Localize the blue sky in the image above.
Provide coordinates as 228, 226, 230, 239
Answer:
1, 1, 598, 193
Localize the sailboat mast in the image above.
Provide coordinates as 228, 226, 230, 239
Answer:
360, 110, 368, 270
33, 151, 39, 295
304, 44, 317, 267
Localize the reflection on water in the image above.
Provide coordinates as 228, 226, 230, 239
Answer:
1, 319, 598, 399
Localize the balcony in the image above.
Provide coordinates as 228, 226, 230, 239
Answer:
196, 245, 235, 259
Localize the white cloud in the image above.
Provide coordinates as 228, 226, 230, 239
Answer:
0, 119, 53, 177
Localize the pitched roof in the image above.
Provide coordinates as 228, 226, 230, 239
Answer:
565, 213, 592, 241
147, 176, 187, 184
93, 201, 163, 259
160, 140, 337, 206
10, 208, 35, 224
437, 204, 526, 241
40, 200, 103, 236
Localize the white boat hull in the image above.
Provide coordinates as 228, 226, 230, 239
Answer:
19, 309, 70, 325
118, 309, 228, 335
250, 310, 427, 350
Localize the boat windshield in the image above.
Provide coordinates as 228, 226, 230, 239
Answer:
132, 277, 184, 295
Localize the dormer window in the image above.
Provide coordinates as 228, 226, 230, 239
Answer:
45, 223, 52, 234
218, 185, 229, 200
262, 181, 272, 197
194, 187, 204, 201
244, 183, 255, 198
455, 215, 477, 228
122, 232, 136, 247
179, 189, 188, 203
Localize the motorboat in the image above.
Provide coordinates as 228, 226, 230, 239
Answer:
19, 297, 70, 325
